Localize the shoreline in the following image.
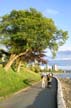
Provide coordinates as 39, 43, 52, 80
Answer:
60, 78, 71, 108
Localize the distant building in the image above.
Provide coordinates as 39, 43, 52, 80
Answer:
52, 64, 58, 71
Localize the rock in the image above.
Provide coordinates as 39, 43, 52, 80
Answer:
60, 78, 71, 108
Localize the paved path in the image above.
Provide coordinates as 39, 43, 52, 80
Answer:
0, 77, 57, 108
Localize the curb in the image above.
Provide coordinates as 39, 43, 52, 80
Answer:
55, 77, 66, 108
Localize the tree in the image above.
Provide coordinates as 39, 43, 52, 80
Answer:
0, 8, 68, 71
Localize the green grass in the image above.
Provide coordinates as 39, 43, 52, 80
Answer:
0, 66, 40, 97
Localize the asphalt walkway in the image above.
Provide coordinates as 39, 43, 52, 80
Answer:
0, 77, 57, 108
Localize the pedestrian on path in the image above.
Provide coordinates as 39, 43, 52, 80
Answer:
41, 72, 47, 88
47, 73, 53, 87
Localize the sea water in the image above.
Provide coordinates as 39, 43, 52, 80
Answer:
54, 73, 71, 78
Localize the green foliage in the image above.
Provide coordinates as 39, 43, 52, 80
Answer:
30, 64, 41, 73
0, 8, 68, 56
54, 69, 64, 73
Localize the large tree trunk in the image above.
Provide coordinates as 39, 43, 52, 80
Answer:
4, 54, 17, 71
17, 60, 22, 72
4, 49, 29, 71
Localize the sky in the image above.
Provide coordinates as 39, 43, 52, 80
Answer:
0, 0, 71, 51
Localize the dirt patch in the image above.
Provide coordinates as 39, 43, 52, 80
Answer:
60, 78, 71, 108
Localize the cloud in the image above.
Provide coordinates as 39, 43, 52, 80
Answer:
43, 8, 59, 16
53, 58, 71, 60
59, 45, 71, 51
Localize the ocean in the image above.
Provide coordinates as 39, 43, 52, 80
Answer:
54, 73, 71, 78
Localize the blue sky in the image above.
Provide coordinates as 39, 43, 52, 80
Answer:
0, 0, 71, 51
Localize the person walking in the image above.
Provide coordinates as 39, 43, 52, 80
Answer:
41, 72, 47, 88
47, 73, 53, 87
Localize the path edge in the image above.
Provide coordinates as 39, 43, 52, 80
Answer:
55, 77, 66, 108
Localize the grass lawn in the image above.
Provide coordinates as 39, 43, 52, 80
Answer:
0, 66, 40, 98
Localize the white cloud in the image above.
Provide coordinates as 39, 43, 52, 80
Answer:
43, 8, 59, 16
53, 58, 71, 60
59, 45, 71, 51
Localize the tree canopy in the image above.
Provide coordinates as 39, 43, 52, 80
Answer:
0, 8, 68, 71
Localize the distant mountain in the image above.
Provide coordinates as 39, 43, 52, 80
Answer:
44, 50, 71, 61
55, 50, 71, 59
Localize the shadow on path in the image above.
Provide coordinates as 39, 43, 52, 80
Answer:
26, 77, 58, 108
